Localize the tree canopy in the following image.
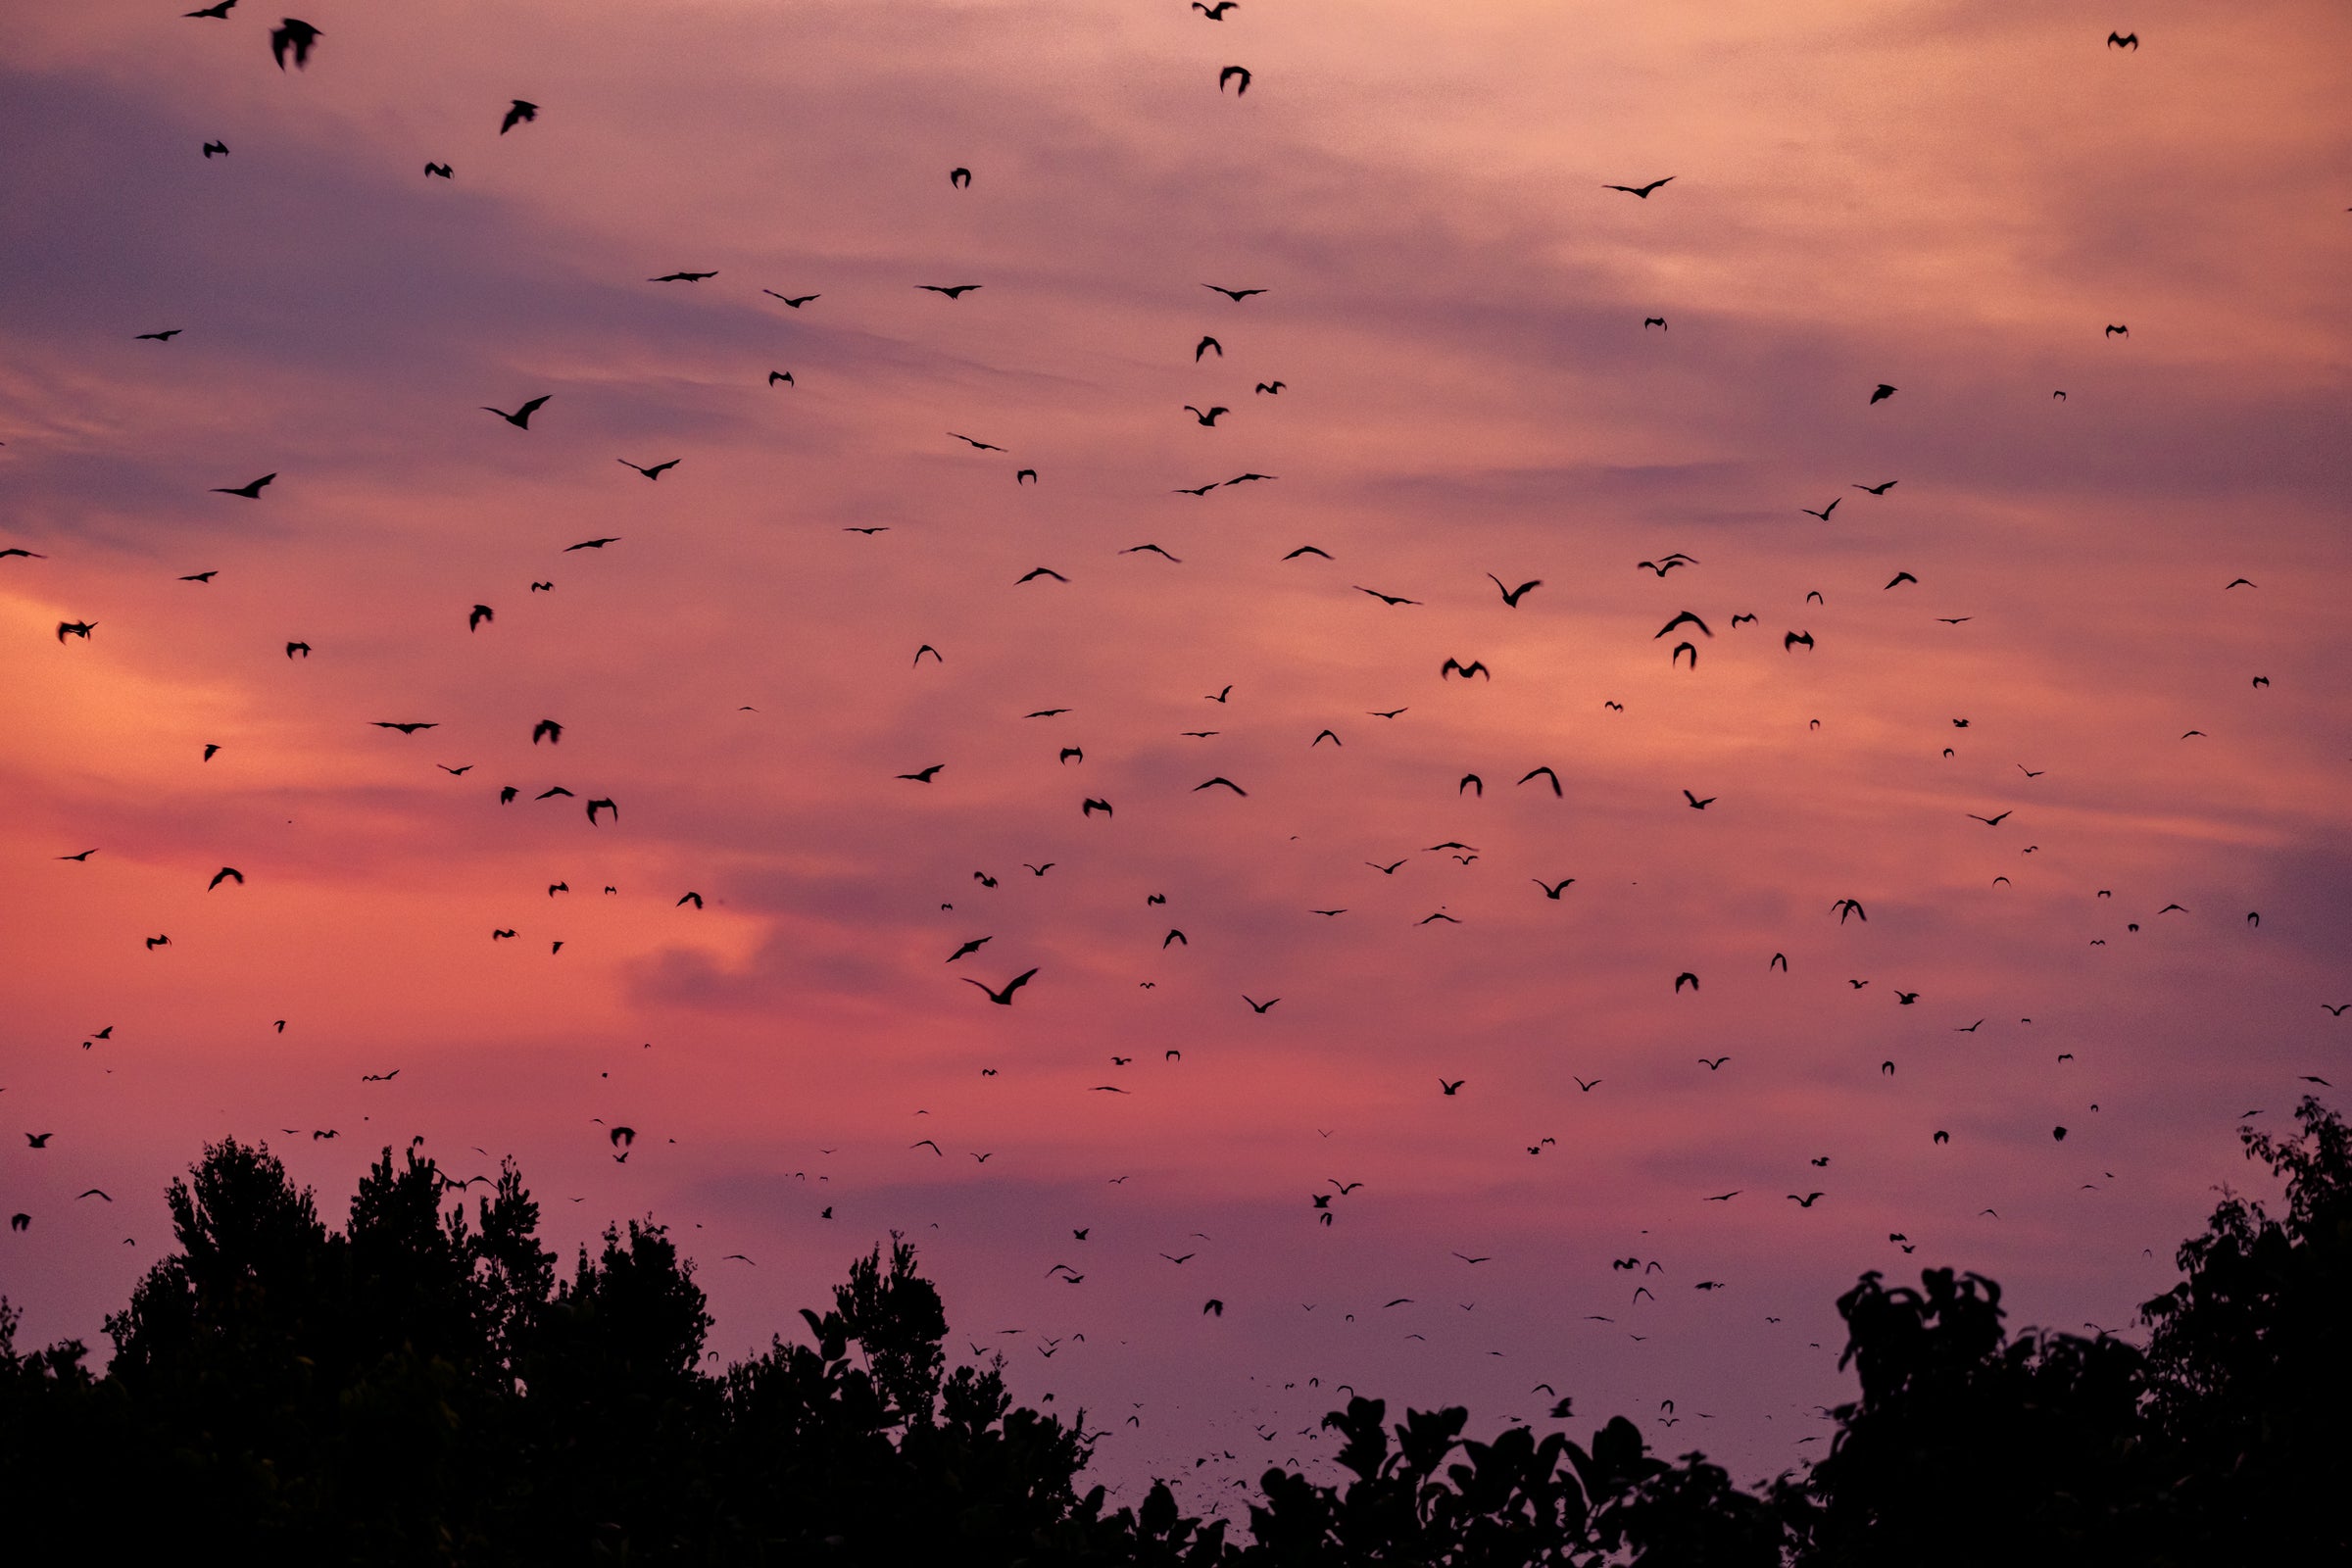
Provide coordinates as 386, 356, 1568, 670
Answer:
4, 1100, 2347, 1562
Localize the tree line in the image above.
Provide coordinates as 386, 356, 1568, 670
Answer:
3, 1100, 2345, 1563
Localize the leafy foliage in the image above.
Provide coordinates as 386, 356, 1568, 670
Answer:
2135, 1096, 2352, 1557
5, 1105, 2349, 1561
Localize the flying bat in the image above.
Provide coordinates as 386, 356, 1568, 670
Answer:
483, 396, 550, 428
963, 968, 1038, 1005
270, 18, 319, 70
1488, 574, 1542, 607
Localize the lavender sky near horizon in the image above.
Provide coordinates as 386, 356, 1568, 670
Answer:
3, 0, 2349, 1512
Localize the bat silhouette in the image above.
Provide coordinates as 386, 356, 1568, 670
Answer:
213, 473, 275, 498
1488, 574, 1542, 607
483, 396, 550, 428
1603, 176, 1674, 197
1218, 66, 1251, 93
502, 99, 538, 133
963, 968, 1038, 1005
270, 18, 319, 70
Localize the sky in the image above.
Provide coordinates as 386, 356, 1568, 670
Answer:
3, 0, 2349, 1515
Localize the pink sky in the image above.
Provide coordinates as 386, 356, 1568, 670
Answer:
4, 0, 2349, 1514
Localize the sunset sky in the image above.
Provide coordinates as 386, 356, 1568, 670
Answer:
4, 0, 2349, 1511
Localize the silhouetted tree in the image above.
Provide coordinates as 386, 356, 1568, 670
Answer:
4, 1106, 2348, 1562
1237, 1396, 1779, 1565
2136, 1096, 2352, 1558
1772, 1267, 2163, 1565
